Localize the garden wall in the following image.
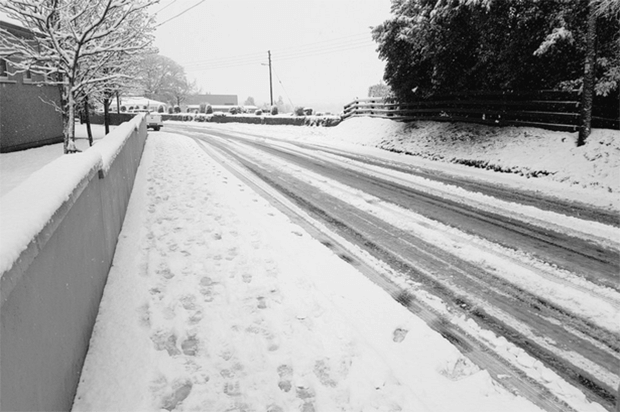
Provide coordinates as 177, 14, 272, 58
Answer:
87, 112, 136, 126
0, 115, 147, 412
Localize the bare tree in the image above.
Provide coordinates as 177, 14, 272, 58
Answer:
139, 53, 195, 107
0, 0, 157, 153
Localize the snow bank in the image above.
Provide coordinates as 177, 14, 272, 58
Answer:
331, 118, 620, 194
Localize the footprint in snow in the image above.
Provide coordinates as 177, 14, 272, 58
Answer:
157, 266, 175, 280
277, 364, 293, 393
223, 381, 241, 397
181, 335, 199, 356
313, 359, 337, 388
137, 303, 151, 328
151, 330, 181, 356
296, 385, 315, 401
180, 294, 197, 310
200, 285, 216, 302
160, 379, 193, 411
393, 328, 408, 343
188, 309, 203, 325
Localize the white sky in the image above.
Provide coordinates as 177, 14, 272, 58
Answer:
151, 0, 393, 111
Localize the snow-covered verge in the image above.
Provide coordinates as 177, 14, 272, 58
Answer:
182, 118, 620, 211
332, 118, 620, 196
72, 133, 546, 412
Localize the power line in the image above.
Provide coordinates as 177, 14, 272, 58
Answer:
272, 67, 295, 109
155, 0, 206, 28
154, 0, 179, 15
273, 40, 374, 62
184, 39, 375, 71
181, 32, 374, 70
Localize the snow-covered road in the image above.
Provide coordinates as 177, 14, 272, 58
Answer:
72, 124, 618, 412
175, 124, 619, 411
72, 132, 553, 412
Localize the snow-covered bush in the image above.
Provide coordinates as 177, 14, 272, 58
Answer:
271, 106, 278, 115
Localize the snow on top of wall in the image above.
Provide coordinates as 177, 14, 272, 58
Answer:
89, 114, 143, 175
0, 150, 102, 275
0, 115, 143, 276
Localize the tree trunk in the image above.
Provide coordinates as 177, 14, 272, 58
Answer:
116, 91, 120, 114
84, 95, 93, 146
578, 1, 597, 147
62, 81, 78, 154
103, 96, 110, 135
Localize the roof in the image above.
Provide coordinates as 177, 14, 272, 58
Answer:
184, 94, 238, 106
112, 97, 167, 107
0, 20, 34, 40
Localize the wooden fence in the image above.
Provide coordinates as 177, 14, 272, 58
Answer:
343, 91, 619, 132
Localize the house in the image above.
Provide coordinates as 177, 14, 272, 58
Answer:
107, 96, 167, 113
0, 20, 64, 153
182, 94, 238, 112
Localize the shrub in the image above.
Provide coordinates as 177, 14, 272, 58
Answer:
271, 106, 278, 115
120, 105, 127, 112
199, 103, 206, 114
174, 105, 181, 113
158, 105, 164, 113
168, 107, 174, 114
206, 105, 213, 114
294, 106, 305, 116
255, 110, 263, 115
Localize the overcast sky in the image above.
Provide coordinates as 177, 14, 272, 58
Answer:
151, 0, 393, 112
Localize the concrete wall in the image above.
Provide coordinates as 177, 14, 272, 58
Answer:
0, 118, 147, 412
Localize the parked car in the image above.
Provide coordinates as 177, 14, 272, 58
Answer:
134, 109, 163, 131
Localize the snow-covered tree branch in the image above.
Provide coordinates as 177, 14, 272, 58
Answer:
0, 0, 158, 153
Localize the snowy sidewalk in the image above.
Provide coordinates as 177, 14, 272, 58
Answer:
72, 133, 541, 412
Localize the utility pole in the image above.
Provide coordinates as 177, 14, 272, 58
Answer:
268, 50, 273, 106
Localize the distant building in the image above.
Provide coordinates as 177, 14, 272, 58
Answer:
0, 21, 64, 153
182, 94, 238, 112
108, 96, 167, 113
